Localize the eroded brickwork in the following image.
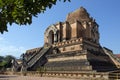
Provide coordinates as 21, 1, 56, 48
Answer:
44, 7, 99, 53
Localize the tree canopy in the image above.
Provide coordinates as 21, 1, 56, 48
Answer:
0, 55, 15, 70
0, 56, 4, 61
0, 0, 70, 34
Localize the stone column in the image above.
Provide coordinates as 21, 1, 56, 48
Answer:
54, 33, 57, 43
58, 31, 60, 42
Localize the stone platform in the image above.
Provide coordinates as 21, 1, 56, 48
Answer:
12, 7, 120, 73
44, 48, 118, 72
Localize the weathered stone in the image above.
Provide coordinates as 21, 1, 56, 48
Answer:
13, 7, 120, 72
43, 7, 119, 72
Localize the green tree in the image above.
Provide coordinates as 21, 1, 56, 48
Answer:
4, 55, 15, 68
0, 55, 15, 71
0, 56, 5, 68
0, 0, 70, 34
0, 61, 7, 71
0, 56, 4, 62
0, 56, 6, 70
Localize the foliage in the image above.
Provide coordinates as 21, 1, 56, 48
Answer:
0, 0, 70, 34
0, 61, 7, 71
4, 55, 15, 62
0, 55, 15, 69
0, 56, 4, 61
0, 61, 7, 66
4, 55, 15, 68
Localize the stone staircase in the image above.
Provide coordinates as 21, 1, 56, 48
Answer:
103, 47, 120, 68
26, 48, 43, 64
86, 49, 118, 72
109, 70, 120, 79
26, 46, 51, 70
12, 59, 22, 72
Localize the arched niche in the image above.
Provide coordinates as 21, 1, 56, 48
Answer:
44, 25, 59, 45
48, 30, 54, 44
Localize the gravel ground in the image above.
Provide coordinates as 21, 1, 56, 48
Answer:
0, 75, 79, 80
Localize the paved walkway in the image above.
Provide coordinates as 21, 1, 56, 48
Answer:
0, 75, 79, 80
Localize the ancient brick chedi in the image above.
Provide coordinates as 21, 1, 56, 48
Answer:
44, 7, 99, 53
43, 7, 119, 72
13, 7, 120, 72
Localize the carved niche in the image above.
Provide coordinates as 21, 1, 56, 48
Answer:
44, 25, 59, 45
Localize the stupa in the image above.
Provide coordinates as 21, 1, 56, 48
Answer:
13, 7, 120, 72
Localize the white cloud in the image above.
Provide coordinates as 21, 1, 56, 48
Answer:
0, 37, 26, 58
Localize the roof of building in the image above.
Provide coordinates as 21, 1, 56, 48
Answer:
115, 54, 120, 58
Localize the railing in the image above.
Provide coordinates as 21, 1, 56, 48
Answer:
105, 48, 120, 63
27, 46, 51, 68
12, 59, 22, 71
26, 47, 43, 63
103, 47, 120, 68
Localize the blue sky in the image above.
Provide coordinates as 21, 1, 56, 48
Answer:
0, 0, 120, 58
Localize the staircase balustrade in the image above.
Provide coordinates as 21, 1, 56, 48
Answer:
27, 46, 51, 69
